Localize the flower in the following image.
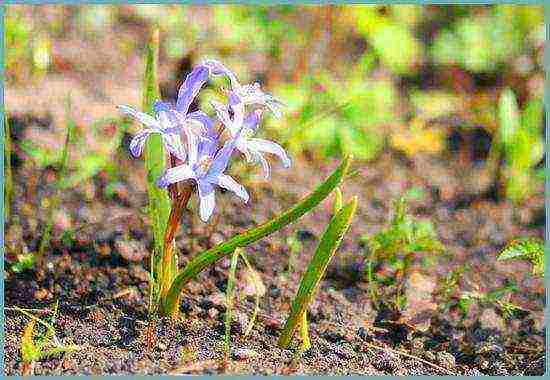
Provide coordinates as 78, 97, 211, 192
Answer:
118, 64, 213, 160
211, 101, 291, 179
202, 59, 284, 118
157, 123, 249, 222
117, 104, 187, 160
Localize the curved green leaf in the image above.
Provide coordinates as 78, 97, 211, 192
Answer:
278, 196, 358, 348
161, 156, 352, 315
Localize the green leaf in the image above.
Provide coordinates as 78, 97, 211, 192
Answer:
498, 88, 520, 151
498, 237, 544, 276
142, 29, 172, 287
162, 156, 352, 315
278, 196, 357, 348
11, 253, 36, 274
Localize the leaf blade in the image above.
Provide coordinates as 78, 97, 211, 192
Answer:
278, 196, 358, 348
162, 156, 352, 315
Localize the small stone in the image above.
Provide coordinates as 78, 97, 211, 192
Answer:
479, 308, 505, 331
158, 342, 167, 351
208, 308, 219, 319
232, 348, 258, 361
34, 288, 50, 301
129, 264, 149, 283
436, 351, 456, 369
115, 239, 147, 262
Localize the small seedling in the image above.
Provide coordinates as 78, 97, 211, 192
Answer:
278, 196, 357, 351
11, 252, 36, 274
457, 282, 527, 319
224, 248, 240, 364
363, 194, 444, 310
498, 237, 544, 277
223, 247, 267, 363
36, 95, 75, 261
15, 303, 81, 375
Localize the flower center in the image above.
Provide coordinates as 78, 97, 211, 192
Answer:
196, 156, 212, 177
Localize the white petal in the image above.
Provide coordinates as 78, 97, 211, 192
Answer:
251, 150, 271, 179
162, 132, 187, 161
248, 138, 291, 168
198, 183, 216, 222
216, 174, 249, 203
129, 129, 155, 157
157, 165, 195, 188
117, 105, 159, 128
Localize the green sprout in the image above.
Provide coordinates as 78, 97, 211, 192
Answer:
278, 196, 357, 351
498, 237, 544, 277
14, 303, 81, 375
363, 194, 444, 309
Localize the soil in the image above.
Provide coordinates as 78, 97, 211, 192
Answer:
3, 144, 545, 375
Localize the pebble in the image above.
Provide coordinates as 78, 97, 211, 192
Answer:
232, 348, 258, 361
114, 239, 147, 262
436, 351, 456, 369
208, 308, 219, 319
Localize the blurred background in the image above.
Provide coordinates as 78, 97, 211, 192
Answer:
5, 4, 545, 202
3, 5, 546, 374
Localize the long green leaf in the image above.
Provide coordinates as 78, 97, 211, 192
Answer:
162, 156, 352, 315
224, 248, 241, 364
142, 29, 172, 286
498, 88, 520, 150
278, 196, 357, 348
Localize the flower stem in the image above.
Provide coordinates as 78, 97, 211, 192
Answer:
158, 180, 193, 312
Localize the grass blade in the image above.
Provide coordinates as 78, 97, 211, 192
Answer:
162, 156, 352, 316
141, 28, 172, 313
224, 248, 241, 365
239, 251, 262, 337
278, 196, 358, 349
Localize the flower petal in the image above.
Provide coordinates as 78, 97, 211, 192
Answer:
198, 181, 216, 222
202, 59, 240, 88
209, 137, 238, 176
154, 100, 172, 113
176, 65, 209, 114
215, 174, 249, 203
156, 164, 195, 188
117, 105, 159, 128
243, 109, 263, 131
187, 111, 216, 137
252, 150, 271, 179
162, 132, 187, 161
247, 138, 292, 168
129, 128, 156, 158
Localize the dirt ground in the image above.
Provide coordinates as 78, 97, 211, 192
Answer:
3, 141, 545, 375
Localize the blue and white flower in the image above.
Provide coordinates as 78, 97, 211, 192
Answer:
211, 101, 291, 179
157, 123, 249, 222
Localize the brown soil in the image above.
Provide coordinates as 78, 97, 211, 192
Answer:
3, 143, 545, 375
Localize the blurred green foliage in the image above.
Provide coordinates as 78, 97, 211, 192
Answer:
498, 237, 544, 277
5, 4, 544, 203
497, 89, 544, 203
